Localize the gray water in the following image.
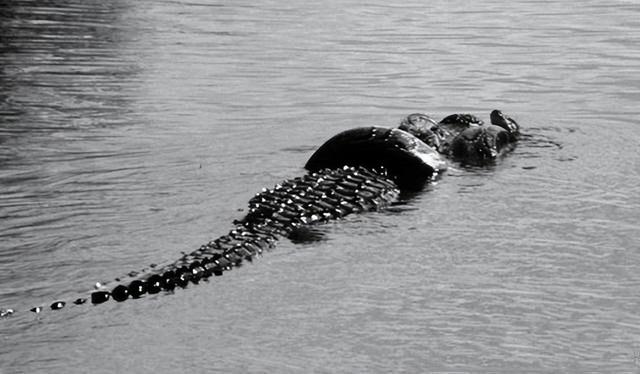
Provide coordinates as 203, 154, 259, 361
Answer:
1, 0, 639, 372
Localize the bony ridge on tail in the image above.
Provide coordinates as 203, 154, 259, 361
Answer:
0, 109, 519, 319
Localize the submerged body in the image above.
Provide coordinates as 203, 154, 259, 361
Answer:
0, 109, 519, 318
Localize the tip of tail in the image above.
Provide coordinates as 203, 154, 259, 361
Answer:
1, 308, 15, 318
1, 300, 70, 319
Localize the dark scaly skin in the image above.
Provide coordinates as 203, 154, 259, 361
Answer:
0, 167, 401, 315
88, 166, 403, 306
0, 126, 443, 317
490, 109, 520, 140
0, 110, 518, 318
445, 110, 519, 163
305, 126, 446, 191
398, 113, 441, 149
398, 110, 520, 164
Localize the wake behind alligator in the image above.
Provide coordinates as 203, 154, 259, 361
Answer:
0, 109, 520, 318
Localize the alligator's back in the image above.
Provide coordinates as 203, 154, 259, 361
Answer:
305, 126, 446, 190
134, 166, 402, 297
1, 165, 403, 313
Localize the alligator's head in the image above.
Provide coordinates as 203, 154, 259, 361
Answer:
397, 110, 519, 165
449, 125, 511, 163
446, 110, 519, 164
437, 113, 484, 133
432, 113, 484, 156
447, 110, 519, 164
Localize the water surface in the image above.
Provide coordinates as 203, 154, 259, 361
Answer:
1, 0, 640, 372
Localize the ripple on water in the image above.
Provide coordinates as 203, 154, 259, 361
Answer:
2, 0, 640, 372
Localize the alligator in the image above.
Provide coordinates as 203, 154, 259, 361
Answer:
0, 109, 519, 318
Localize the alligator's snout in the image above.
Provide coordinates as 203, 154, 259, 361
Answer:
490, 109, 520, 137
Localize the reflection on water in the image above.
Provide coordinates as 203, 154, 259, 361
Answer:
0, 0, 138, 133
1, 0, 640, 372
0, 1, 152, 302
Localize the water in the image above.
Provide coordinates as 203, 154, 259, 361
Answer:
1, 0, 639, 372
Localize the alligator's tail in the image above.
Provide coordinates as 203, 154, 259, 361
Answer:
2, 123, 447, 318
1, 166, 400, 318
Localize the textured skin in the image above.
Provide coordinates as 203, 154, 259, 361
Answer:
445, 110, 519, 163
94, 166, 402, 305
490, 109, 520, 140
398, 113, 441, 149
1, 166, 403, 315
159, 166, 400, 278
397, 110, 520, 164
0, 110, 519, 317
95, 125, 451, 304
